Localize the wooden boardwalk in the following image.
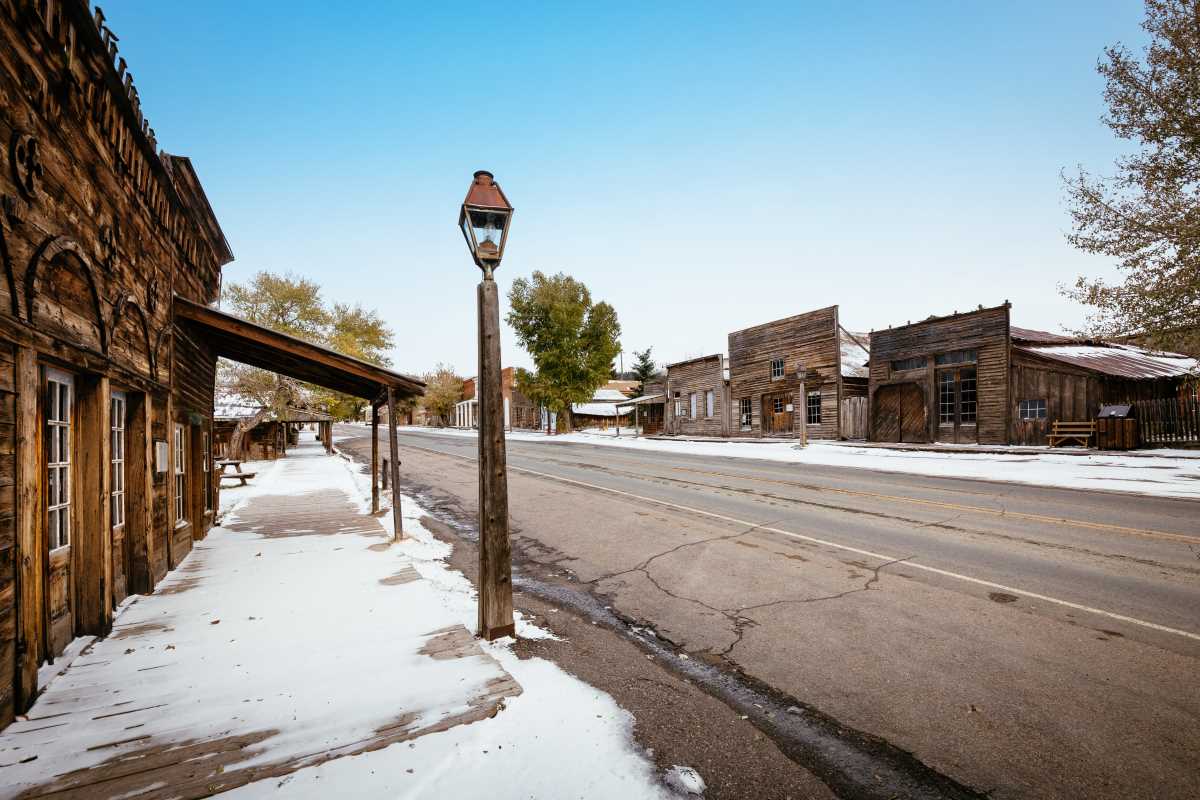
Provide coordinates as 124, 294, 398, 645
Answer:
0, 440, 521, 799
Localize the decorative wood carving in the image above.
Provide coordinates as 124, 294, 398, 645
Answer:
9, 134, 44, 201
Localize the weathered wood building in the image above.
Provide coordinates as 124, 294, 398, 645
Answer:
0, 2, 423, 728
727, 305, 865, 439
868, 304, 1198, 446
664, 354, 729, 437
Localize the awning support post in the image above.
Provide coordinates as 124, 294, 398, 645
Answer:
371, 403, 380, 514
386, 385, 403, 540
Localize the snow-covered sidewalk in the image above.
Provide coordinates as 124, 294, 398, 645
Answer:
0, 436, 671, 799
400, 426, 1200, 499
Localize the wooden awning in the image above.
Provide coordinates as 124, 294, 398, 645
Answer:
175, 296, 425, 400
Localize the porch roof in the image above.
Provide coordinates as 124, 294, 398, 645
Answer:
175, 296, 425, 400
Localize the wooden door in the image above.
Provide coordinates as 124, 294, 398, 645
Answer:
762, 392, 793, 435
898, 383, 928, 443
44, 367, 74, 655
873, 386, 902, 442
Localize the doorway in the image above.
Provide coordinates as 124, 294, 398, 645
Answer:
936, 367, 977, 444
761, 391, 793, 435
873, 383, 928, 443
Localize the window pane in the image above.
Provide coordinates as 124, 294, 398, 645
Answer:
939, 372, 955, 423
959, 368, 977, 422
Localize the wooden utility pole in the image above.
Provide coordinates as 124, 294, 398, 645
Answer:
797, 362, 808, 448
477, 278, 515, 640
386, 386, 403, 540
371, 403, 380, 514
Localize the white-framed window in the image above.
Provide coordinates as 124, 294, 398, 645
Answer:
689, 393, 697, 419
772, 396, 785, 414
110, 391, 126, 529
705, 390, 714, 418
174, 424, 186, 525
203, 430, 212, 512
806, 391, 821, 425
770, 358, 785, 380
675, 400, 686, 418
1019, 399, 1047, 420
46, 368, 72, 552
739, 397, 752, 429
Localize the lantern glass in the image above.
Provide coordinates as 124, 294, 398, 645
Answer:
468, 208, 507, 260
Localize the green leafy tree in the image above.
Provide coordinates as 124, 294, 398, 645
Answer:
506, 271, 622, 432
312, 303, 395, 420
219, 271, 397, 421
1061, 0, 1200, 360
419, 364, 465, 427
631, 347, 659, 396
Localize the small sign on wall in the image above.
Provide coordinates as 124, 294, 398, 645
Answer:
785, 404, 794, 412
154, 440, 169, 473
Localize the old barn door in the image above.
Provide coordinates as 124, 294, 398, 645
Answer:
762, 392, 793, 435
44, 367, 74, 655
874, 383, 928, 443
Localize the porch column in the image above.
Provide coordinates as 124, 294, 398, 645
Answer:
371, 403, 380, 514
386, 386, 403, 540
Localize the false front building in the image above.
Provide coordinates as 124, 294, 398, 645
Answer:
868, 304, 1197, 446
727, 305, 867, 439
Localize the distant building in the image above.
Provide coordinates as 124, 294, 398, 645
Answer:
868, 304, 1199, 446
727, 305, 867, 440
454, 367, 539, 430
664, 355, 730, 437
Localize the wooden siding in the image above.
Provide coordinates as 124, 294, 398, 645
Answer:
728, 306, 843, 439
868, 305, 1010, 445
665, 356, 727, 437
0, 0, 237, 727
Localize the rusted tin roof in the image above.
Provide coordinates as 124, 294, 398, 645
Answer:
1010, 326, 1074, 344
1016, 343, 1198, 379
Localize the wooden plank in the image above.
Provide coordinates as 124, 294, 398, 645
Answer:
14, 347, 40, 714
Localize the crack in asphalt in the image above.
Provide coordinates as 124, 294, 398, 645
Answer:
334, 430, 989, 800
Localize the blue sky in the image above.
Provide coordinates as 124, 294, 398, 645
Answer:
105, 1, 1145, 376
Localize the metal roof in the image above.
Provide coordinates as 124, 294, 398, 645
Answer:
1016, 343, 1198, 379
1010, 326, 1074, 344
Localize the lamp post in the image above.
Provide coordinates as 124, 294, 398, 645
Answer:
459, 170, 516, 641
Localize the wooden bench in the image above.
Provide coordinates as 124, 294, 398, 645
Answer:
220, 471, 257, 486
1047, 420, 1096, 448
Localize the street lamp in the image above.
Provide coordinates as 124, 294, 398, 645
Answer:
459, 170, 513, 278
460, 170, 515, 641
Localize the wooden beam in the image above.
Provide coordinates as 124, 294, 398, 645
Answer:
476, 279, 515, 641
14, 347, 41, 712
386, 386, 403, 540
371, 404, 380, 514
174, 298, 424, 397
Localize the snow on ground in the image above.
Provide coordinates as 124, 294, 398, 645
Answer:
2, 436, 673, 799
398, 426, 1200, 499
226, 443, 673, 799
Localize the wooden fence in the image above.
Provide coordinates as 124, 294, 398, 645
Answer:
841, 396, 869, 440
1130, 397, 1200, 445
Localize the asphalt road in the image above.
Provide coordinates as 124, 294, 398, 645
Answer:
337, 425, 1200, 800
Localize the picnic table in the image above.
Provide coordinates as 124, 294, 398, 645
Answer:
215, 459, 243, 476
216, 459, 256, 486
